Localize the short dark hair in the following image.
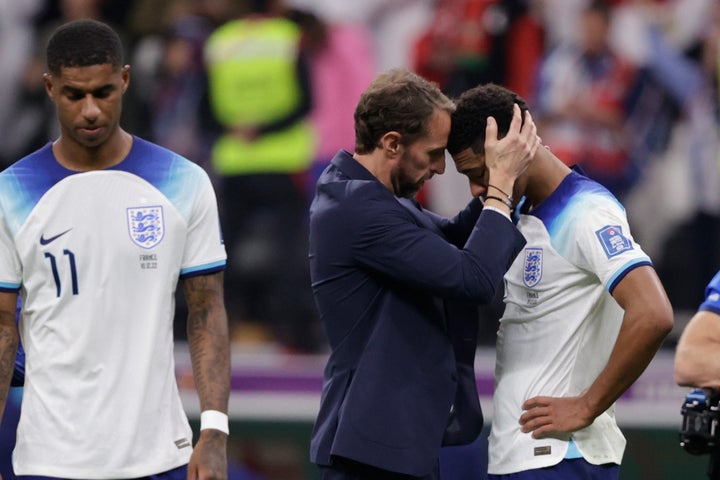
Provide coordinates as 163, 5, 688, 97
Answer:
447, 83, 528, 156
46, 19, 124, 75
354, 68, 455, 154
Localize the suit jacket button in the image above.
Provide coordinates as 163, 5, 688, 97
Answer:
451, 372, 458, 381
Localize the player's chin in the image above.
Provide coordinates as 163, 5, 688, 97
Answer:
75, 127, 108, 146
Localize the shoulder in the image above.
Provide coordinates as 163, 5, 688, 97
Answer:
126, 137, 210, 183
320, 175, 403, 215
535, 173, 625, 236
1, 143, 55, 179
311, 177, 412, 241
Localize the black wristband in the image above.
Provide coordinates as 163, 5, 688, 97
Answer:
487, 184, 514, 202
485, 195, 513, 210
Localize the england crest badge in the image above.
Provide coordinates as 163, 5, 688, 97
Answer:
523, 247, 543, 288
127, 206, 165, 249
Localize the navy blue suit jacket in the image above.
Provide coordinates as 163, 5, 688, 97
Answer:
308, 150, 525, 476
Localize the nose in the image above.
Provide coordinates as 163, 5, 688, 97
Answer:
469, 181, 483, 198
431, 155, 446, 175
80, 95, 101, 121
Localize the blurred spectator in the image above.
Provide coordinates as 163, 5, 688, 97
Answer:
285, 7, 376, 201
286, 0, 434, 71
536, 0, 590, 49
0, 0, 46, 169
532, 0, 637, 198
204, 0, 321, 352
614, 0, 720, 311
413, 0, 543, 99
148, 15, 217, 167
413, 0, 508, 96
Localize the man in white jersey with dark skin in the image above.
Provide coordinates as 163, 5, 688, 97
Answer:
447, 83, 674, 480
0, 19, 230, 480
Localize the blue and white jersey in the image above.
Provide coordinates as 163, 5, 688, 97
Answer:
699, 270, 720, 315
488, 169, 651, 474
0, 137, 226, 478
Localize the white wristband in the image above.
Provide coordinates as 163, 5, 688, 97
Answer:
200, 410, 229, 435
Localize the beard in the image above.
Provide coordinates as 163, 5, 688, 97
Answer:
392, 151, 433, 198
394, 174, 426, 199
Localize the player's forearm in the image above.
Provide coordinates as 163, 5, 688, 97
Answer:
584, 308, 672, 417
188, 306, 230, 411
0, 313, 19, 420
184, 273, 231, 412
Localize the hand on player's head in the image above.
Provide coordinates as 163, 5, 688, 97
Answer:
483, 104, 538, 183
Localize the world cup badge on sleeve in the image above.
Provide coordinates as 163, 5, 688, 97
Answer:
127, 206, 165, 249
523, 247, 543, 288
595, 225, 633, 258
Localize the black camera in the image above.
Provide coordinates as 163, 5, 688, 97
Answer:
680, 389, 720, 455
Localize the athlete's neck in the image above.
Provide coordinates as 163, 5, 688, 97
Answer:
52, 130, 133, 171
523, 147, 571, 211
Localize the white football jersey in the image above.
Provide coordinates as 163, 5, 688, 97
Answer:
488, 170, 651, 475
0, 137, 226, 478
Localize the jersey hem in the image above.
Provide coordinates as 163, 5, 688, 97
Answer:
13, 458, 190, 479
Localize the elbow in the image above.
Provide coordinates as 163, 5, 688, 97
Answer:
652, 303, 675, 340
471, 277, 499, 305
658, 312, 675, 339
673, 360, 695, 387
475, 284, 497, 305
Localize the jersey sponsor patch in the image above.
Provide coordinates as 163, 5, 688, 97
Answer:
523, 247, 543, 288
534, 446, 551, 456
127, 206, 165, 249
174, 437, 191, 449
595, 225, 633, 258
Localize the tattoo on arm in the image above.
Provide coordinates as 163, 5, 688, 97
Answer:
0, 308, 19, 418
183, 272, 230, 412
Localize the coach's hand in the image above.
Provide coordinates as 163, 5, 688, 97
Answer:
519, 395, 595, 438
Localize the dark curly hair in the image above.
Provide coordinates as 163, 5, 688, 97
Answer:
447, 83, 528, 156
354, 68, 455, 154
46, 19, 123, 75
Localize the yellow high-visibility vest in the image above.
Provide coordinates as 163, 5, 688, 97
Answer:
205, 17, 315, 175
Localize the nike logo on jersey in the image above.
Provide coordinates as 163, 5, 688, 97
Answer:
39, 228, 72, 245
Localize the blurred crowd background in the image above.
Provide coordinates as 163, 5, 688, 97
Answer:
1, 0, 719, 355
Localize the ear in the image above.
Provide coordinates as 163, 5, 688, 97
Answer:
379, 131, 402, 157
121, 65, 131, 94
43, 73, 55, 101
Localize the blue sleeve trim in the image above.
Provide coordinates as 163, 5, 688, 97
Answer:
0, 283, 21, 292
706, 271, 720, 296
698, 271, 720, 312
607, 258, 653, 293
179, 260, 226, 279
699, 305, 720, 316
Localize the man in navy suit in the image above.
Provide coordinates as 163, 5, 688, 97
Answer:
308, 68, 539, 480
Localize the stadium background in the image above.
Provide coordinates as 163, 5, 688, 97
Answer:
2, 0, 719, 478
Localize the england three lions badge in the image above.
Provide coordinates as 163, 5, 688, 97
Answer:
127, 206, 165, 249
523, 248, 543, 288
